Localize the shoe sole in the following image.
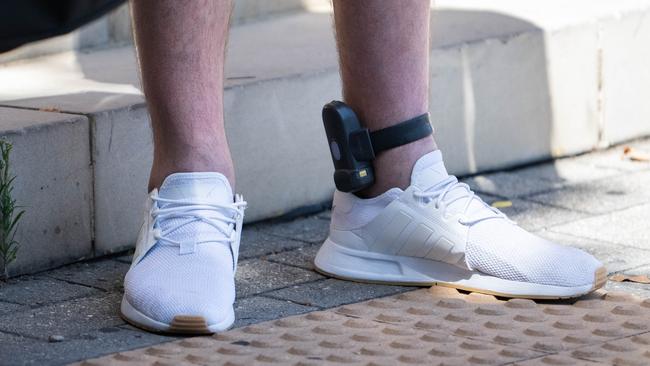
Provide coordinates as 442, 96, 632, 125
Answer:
120, 296, 234, 335
314, 238, 607, 300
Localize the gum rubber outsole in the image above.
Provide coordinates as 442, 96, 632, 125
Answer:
314, 263, 608, 300
120, 297, 233, 335
120, 310, 214, 335
169, 316, 211, 334
593, 266, 608, 290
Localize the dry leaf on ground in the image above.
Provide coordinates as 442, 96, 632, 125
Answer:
491, 200, 512, 208
609, 273, 650, 284
623, 146, 650, 162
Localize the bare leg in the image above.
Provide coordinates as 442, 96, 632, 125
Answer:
131, 0, 235, 191
333, 0, 436, 197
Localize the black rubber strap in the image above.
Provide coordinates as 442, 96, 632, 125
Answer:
349, 113, 433, 161
369, 113, 433, 154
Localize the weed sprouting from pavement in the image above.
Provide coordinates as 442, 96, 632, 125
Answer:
0, 140, 24, 281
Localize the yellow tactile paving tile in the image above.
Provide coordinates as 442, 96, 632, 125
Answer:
337, 287, 650, 353
74, 287, 650, 366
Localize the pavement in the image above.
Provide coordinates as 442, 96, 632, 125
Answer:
1, 138, 650, 366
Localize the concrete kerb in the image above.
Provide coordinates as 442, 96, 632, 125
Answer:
0, 107, 94, 276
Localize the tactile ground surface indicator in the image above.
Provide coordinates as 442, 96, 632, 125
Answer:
74, 287, 650, 366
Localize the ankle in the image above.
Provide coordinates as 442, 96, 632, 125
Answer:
148, 152, 235, 191
355, 137, 437, 198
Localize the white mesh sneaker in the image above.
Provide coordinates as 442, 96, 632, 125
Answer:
315, 150, 607, 299
121, 172, 246, 334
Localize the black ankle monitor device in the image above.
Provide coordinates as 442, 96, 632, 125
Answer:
322, 101, 433, 193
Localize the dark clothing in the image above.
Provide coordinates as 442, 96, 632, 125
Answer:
0, 0, 125, 53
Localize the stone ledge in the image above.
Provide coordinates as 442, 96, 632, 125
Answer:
0, 108, 93, 276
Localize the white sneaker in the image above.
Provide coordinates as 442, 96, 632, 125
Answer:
121, 172, 246, 334
315, 151, 606, 299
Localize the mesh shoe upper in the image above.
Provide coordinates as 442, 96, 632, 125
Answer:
123, 172, 245, 326
124, 244, 235, 324
466, 219, 601, 287
409, 151, 603, 287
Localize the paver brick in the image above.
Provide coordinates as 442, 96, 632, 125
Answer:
556, 142, 650, 173
0, 293, 123, 339
604, 281, 650, 301
482, 194, 588, 231
46, 260, 129, 291
233, 296, 318, 328
266, 244, 320, 270
235, 259, 323, 298
513, 157, 624, 185
260, 215, 330, 244
0, 331, 38, 366
265, 278, 411, 308
0, 276, 99, 306
0, 325, 174, 366
549, 203, 650, 250
463, 172, 562, 199
113, 251, 134, 264
619, 264, 650, 277
239, 225, 308, 259
527, 171, 650, 214
0, 301, 23, 316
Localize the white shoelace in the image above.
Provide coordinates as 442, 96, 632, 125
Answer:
413, 176, 507, 226
150, 193, 247, 255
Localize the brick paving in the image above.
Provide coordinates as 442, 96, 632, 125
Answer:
1, 139, 650, 365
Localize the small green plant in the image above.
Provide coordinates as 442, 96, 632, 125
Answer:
0, 140, 24, 281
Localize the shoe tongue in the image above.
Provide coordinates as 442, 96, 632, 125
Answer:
158, 172, 233, 206
156, 173, 234, 250
410, 151, 489, 216
410, 150, 449, 191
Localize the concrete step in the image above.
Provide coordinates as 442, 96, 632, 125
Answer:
0, 0, 332, 64
1, 1, 650, 275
